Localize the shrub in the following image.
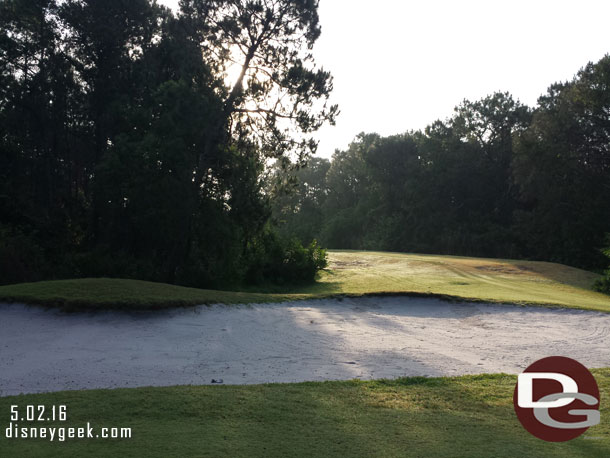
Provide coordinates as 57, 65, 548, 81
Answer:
245, 230, 328, 285
593, 236, 610, 294
595, 275, 610, 294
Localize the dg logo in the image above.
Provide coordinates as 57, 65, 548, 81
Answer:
513, 356, 601, 442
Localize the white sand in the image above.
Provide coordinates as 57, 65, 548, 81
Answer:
1, 297, 609, 396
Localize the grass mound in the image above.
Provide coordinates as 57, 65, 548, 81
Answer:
0, 278, 299, 311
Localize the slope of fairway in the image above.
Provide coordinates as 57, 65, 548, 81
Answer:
0, 250, 609, 312
0, 371, 608, 458
307, 251, 610, 312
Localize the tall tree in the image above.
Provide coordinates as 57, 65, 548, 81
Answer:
182, 0, 338, 165
173, 0, 339, 275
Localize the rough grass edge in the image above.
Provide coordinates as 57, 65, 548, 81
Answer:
1, 289, 608, 314
2, 369, 609, 399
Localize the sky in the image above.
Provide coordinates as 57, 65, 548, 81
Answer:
159, 0, 610, 158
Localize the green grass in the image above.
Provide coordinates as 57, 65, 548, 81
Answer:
1, 250, 609, 312
1, 370, 608, 457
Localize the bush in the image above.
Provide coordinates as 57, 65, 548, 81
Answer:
281, 238, 328, 283
593, 236, 610, 294
245, 231, 328, 285
594, 274, 610, 294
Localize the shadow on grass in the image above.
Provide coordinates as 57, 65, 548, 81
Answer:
492, 258, 602, 290
240, 275, 344, 297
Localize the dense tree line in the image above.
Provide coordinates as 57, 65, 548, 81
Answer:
0, 0, 334, 286
274, 56, 610, 272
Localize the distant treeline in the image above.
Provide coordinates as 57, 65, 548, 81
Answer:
0, 0, 333, 287
273, 56, 610, 271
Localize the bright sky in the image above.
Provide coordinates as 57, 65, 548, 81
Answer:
159, 0, 610, 158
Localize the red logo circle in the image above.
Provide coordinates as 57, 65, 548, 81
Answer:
513, 356, 600, 442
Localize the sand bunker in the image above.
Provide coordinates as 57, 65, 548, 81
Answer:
1, 297, 609, 396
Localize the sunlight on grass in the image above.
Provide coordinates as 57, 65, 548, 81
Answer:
309, 251, 610, 312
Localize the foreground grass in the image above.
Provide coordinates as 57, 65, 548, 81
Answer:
0, 250, 609, 312
0, 370, 608, 457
